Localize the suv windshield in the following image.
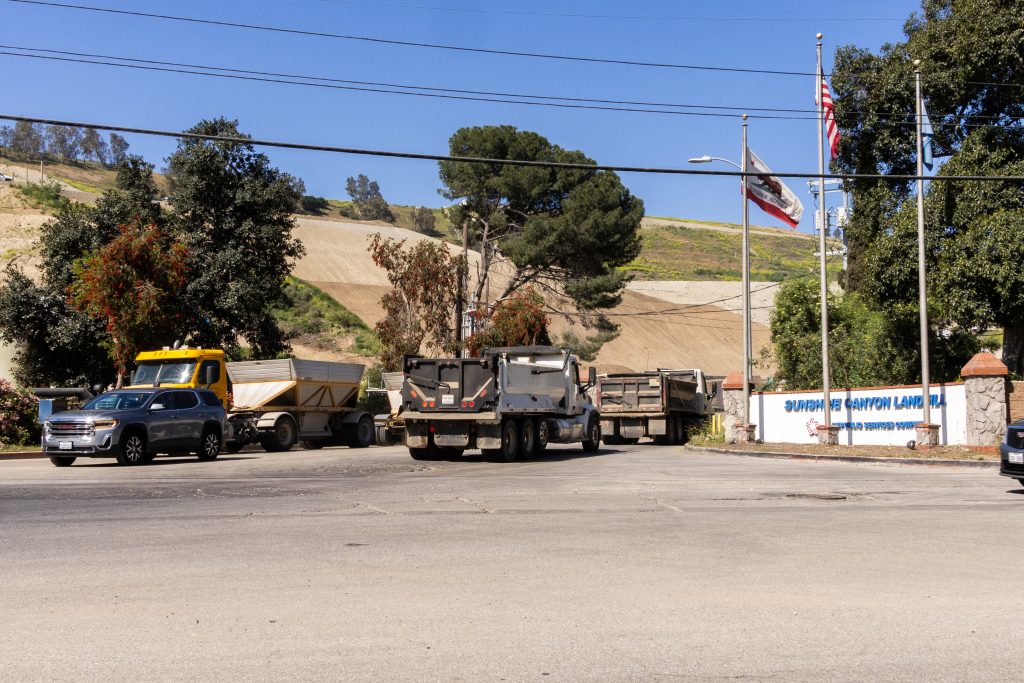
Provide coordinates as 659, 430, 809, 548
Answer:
83, 391, 153, 411
133, 361, 197, 385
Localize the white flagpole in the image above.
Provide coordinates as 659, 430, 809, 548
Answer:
741, 114, 751, 433
914, 59, 933, 431
816, 33, 833, 432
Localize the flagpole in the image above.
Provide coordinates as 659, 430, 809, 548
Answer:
914, 59, 932, 430
741, 114, 751, 432
816, 33, 833, 431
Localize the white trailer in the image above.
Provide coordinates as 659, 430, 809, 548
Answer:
224, 358, 374, 452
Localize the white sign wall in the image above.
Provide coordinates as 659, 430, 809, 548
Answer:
753, 383, 967, 446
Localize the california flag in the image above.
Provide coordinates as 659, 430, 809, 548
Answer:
744, 149, 804, 229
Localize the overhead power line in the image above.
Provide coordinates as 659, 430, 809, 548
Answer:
3, 114, 1023, 184
1, 47, 1017, 129
316, 0, 903, 23
5, 0, 820, 77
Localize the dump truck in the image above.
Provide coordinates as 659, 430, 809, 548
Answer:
596, 369, 715, 445
400, 346, 601, 462
129, 347, 374, 452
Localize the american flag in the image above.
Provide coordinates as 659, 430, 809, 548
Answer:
819, 78, 840, 158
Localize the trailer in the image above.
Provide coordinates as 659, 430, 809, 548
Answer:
224, 358, 374, 452
596, 369, 715, 445
371, 371, 406, 446
400, 346, 601, 462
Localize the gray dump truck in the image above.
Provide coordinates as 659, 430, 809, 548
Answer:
596, 369, 715, 445
400, 346, 601, 462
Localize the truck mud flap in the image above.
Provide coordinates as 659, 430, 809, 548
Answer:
620, 419, 645, 440
405, 421, 428, 448
476, 422, 501, 450
648, 418, 667, 436
433, 421, 470, 448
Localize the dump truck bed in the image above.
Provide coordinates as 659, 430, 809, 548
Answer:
598, 370, 702, 415
226, 358, 365, 410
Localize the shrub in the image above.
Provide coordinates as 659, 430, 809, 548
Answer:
0, 380, 40, 447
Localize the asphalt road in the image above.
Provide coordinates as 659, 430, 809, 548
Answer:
1, 444, 1022, 681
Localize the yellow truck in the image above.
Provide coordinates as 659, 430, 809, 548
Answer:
129, 347, 374, 452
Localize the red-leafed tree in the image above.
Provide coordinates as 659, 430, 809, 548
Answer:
368, 234, 461, 371
467, 287, 550, 357
70, 222, 190, 385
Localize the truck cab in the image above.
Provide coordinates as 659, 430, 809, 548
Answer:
128, 348, 229, 408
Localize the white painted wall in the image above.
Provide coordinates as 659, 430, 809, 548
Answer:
753, 384, 967, 446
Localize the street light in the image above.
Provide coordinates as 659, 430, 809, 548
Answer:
688, 141, 753, 441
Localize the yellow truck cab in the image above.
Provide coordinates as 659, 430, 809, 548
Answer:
129, 348, 229, 408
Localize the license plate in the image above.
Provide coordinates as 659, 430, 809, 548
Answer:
441, 394, 455, 405
1010, 453, 1024, 465
58, 441, 73, 451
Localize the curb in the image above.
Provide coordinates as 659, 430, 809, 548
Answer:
0, 451, 46, 460
684, 444, 999, 469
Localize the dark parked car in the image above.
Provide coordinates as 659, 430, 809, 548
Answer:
1000, 419, 1024, 488
42, 388, 226, 467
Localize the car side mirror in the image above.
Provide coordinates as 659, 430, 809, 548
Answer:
204, 365, 217, 385
588, 367, 597, 386
150, 403, 166, 411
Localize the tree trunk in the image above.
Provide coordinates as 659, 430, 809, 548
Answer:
1004, 322, 1024, 375
115, 371, 124, 389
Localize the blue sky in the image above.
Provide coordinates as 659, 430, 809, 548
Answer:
2, 0, 922, 233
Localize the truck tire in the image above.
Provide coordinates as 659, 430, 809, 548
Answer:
346, 414, 375, 448
409, 447, 436, 460
484, 420, 518, 462
581, 418, 601, 454
49, 456, 76, 467
116, 430, 148, 466
519, 419, 538, 459
260, 415, 297, 452
535, 419, 549, 454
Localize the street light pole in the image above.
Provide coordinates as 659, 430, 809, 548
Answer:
914, 60, 932, 429
816, 33, 833, 430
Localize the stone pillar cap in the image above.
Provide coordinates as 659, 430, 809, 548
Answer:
722, 371, 753, 390
961, 352, 1008, 378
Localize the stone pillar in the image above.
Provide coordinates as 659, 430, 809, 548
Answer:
722, 371, 755, 444
817, 424, 840, 446
961, 352, 1009, 448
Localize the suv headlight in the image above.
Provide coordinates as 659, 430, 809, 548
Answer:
93, 419, 118, 430
43, 421, 51, 433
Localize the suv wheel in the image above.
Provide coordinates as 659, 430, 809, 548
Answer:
197, 428, 221, 461
117, 432, 147, 466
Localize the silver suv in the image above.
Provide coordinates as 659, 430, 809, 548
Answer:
42, 388, 226, 467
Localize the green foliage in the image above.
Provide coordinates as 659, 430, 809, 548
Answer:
369, 234, 460, 371
271, 277, 379, 356
765, 278, 978, 390
17, 181, 65, 212
70, 222, 190, 381
467, 287, 551, 357
439, 125, 644, 312
557, 328, 619, 362
356, 363, 390, 415
411, 206, 438, 234
0, 379, 39, 447
167, 117, 305, 359
345, 174, 394, 222
300, 195, 329, 214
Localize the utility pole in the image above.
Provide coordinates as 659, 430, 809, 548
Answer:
914, 60, 933, 432
740, 115, 751, 433
456, 218, 469, 357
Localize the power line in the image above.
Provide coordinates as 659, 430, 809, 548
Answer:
5, 0, 821, 77
316, 0, 904, 23
3, 114, 1023, 183
2, 48, 1017, 130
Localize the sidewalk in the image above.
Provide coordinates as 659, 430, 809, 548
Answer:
685, 441, 999, 468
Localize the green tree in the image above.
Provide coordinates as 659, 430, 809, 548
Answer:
368, 234, 460, 371
70, 222, 190, 385
8, 121, 44, 156
0, 156, 163, 388
345, 174, 394, 222
45, 125, 83, 161
166, 117, 304, 358
108, 133, 130, 166
411, 206, 438, 234
79, 128, 109, 165
439, 125, 643, 313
